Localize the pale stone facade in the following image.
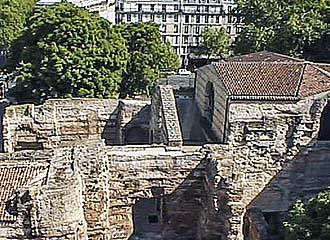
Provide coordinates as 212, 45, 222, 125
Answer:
0, 52, 330, 240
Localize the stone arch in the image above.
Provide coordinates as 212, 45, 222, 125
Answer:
124, 126, 149, 145
205, 81, 215, 124
318, 102, 330, 140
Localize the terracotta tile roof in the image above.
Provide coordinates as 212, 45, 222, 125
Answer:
299, 64, 330, 97
212, 62, 304, 96
0, 165, 47, 222
227, 51, 304, 63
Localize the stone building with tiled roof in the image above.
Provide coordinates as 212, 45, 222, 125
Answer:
195, 52, 330, 142
0, 52, 330, 240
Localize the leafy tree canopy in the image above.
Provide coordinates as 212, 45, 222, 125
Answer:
0, 0, 37, 51
235, 0, 330, 61
200, 27, 230, 59
284, 190, 330, 240
6, 2, 128, 103
119, 22, 180, 98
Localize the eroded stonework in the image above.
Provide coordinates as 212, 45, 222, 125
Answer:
1, 53, 330, 240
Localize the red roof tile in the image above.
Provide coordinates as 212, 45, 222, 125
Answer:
212, 62, 304, 96
299, 64, 330, 97
0, 165, 47, 222
227, 51, 304, 63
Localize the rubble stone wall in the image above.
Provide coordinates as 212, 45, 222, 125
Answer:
3, 99, 151, 152
204, 96, 328, 240
151, 86, 183, 146
73, 144, 205, 239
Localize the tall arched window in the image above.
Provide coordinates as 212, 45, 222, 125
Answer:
205, 82, 215, 124
318, 102, 330, 140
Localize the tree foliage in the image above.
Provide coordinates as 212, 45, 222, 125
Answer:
235, 0, 330, 61
284, 190, 330, 240
6, 2, 128, 103
200, 27, 230, 59
119, 22, 180, 98
0, 0, 36, 51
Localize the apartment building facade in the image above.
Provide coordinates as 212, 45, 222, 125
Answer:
115, 0, 241, 64
37, 0, 116, 22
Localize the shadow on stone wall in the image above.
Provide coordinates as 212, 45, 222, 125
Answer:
101, 104, 151, 145
123, 105, 150, 145
101, 105, 121, 145
244, 141, 330, 240
128, 160, 208, 240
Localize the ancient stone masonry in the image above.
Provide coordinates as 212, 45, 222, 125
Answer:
3, 98, 151, 152
151, 85, 183, 147
1, 52, 330, 240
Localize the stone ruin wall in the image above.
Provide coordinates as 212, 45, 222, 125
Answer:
1, 85, 330, 240
2, 98, 150, 153
0, 143, 211, 240
203, 95, 329, 240
151, 86, 183, 147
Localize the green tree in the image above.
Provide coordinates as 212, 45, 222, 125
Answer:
0, 0, 37, 51
235, 0, 329, 61
6, 2, 128, 103
119, 22, 180, 98
284, 190, 330, 240
200, 27, 230, 60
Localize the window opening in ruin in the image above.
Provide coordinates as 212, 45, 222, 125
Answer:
318, 102, 330, 140
205, 82, 215, 124
124, 126, 149, 145
148, 215, 159, 224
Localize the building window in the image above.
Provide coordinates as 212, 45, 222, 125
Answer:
195, 26, 200, 34
151, 14, 154, 21
138, 14, 142, 22
228, 16, 232, 23
184, 36, 188, 44
227, 26, 231, 34
236, 27, 241, 33
148, 215, 159, 224
174, 14, 178, 22
161, 24, 167, 33
150, 4, 155, 11
185, 15, 189, 23
175, 36, 179, 44
127, 14, 131, 22
162, 14, 167, 22
184, 26, 189, 33
205, 6, 209, 12
205, 15, 209, 23
138, 4, 142, 11
196, 15, 200, 23
197, 6, 200, 12
174, 4, 179, 11
162, 4, 166, 12
216, 16, 220, 23
174, 24, 179, 33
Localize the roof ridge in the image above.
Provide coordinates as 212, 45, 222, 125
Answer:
295, 63, 308, 97
212, 62, 304, 65
311, 64, 330, 78
271, 52, 304, 62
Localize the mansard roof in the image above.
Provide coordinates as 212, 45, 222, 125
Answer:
0, 164, 46, 222
211, 52, 330, 99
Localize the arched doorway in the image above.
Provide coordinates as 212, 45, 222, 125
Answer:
318, 102, 330, 140
205, 82, 215, 124
124, 126, 149, 145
